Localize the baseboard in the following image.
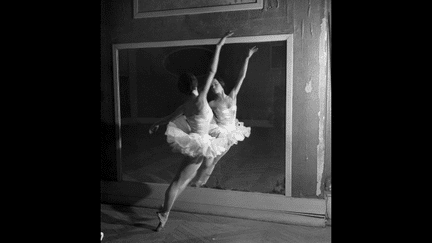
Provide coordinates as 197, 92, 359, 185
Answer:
101, 180, 327, 227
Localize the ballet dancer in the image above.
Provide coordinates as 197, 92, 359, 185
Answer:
148, 31, 234, 231
193, 45, 258, 188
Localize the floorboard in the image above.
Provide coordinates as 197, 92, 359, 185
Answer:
101, 203, 331, 243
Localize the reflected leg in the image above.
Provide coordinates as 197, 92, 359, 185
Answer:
195, 150, 229, 187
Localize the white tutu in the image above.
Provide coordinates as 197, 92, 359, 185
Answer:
209, 118, 251, 148
165, 116, 227, 159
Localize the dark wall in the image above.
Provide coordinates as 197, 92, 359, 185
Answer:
101, 0, 117, 180
100, 0, 331, 198
118, 42, 284, 122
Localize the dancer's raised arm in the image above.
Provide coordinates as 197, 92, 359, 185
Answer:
230, 46, 258, 98
200, 31, 234, 99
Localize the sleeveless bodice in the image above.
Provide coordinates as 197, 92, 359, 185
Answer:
213, 105, 237, 129
185, 104, 213, 135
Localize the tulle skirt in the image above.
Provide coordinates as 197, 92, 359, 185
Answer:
165, 116, 228, 159
209, 119, 251, 148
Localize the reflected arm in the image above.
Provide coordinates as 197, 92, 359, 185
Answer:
230, 46, 258, 98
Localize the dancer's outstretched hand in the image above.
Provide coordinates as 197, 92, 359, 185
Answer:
217, 30, 234, 47
149, 124, 159, 134
248, 46, 258, 58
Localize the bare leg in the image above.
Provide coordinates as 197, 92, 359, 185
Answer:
195, 150, 229, 187
156, 156, 204, 231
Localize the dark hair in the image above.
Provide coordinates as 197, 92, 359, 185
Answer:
214, 75, 226, 88
178, 72, 198, 95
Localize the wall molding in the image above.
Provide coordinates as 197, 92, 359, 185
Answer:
112, 34, 294, 196
133, 0, 264, 19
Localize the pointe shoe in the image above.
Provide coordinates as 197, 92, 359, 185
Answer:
190, 182, 201, 188
155, 211, 169, 232
192, 180, 207, 188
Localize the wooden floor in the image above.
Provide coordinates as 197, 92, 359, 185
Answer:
100, 203, 331, 243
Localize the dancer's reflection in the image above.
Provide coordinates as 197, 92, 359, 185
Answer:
148, 31, 233, 231
193, 46, 258, 187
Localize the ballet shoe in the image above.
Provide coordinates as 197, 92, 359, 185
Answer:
155, 222, 163, 232
155, 211, 169, 232
192, 180, 209, 188
190, 183, 200, 188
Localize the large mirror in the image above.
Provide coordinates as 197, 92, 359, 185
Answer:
113, 35, 293, 196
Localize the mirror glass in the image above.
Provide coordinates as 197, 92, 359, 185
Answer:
117, 38, 288, 195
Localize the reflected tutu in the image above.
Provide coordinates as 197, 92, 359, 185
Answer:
165, 116, 227, 159
209, 118, 251, 148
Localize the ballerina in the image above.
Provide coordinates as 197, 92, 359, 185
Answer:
148, 31, 234, 231
193, 45, 258, 188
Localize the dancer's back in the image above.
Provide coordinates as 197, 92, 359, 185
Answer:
183, 96, 214, 135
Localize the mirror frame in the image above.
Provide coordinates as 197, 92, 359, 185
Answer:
112, 34, 293, 196
133, 0, 264, 19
